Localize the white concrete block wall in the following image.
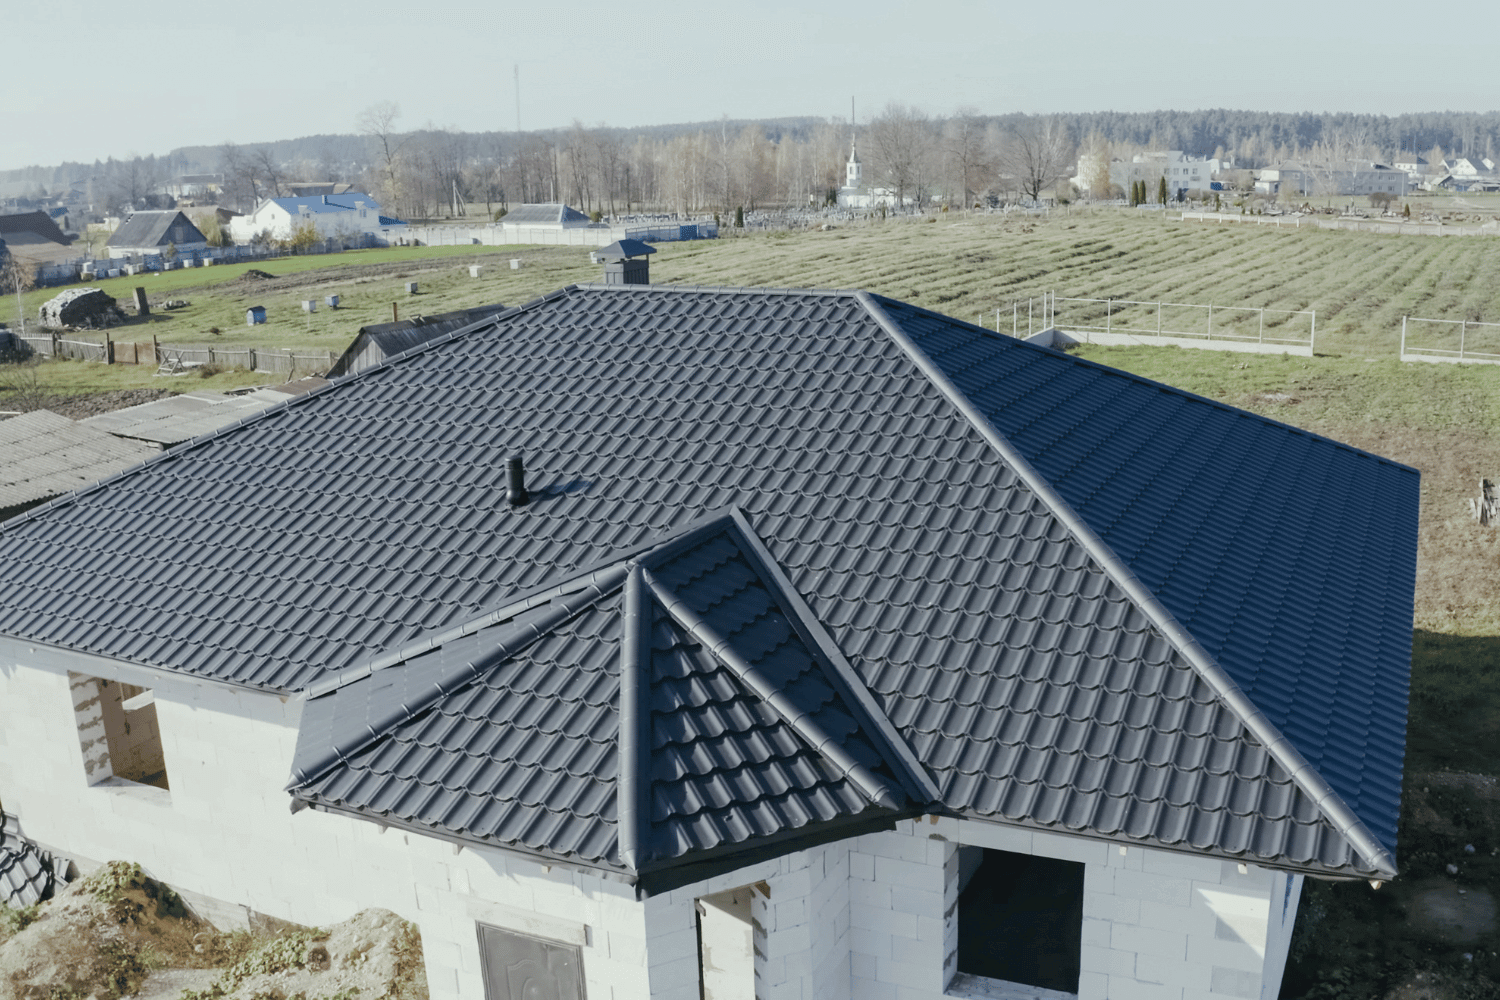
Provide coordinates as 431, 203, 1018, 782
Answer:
0, 657, 1298, 1000
0, 661, 655, 1000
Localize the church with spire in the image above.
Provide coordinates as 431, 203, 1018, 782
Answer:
835, 108, 897, 209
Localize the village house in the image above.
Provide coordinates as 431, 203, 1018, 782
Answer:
104, 210, 208, 260
227, 192, 407, 246
0, 284, 1417, 1000
0, 210, 75, 267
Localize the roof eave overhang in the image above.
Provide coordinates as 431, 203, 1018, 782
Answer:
297, 794, 911, 899
0, 632, 288, 700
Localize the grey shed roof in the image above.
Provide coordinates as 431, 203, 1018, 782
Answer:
0, 285, 1418, 883
596, 239, 656, 260
105, 211, 206, 250
0, 410, 160, 511
502, 203, 591, 226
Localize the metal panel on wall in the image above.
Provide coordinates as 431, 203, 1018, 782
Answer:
476, 924, 583, 1000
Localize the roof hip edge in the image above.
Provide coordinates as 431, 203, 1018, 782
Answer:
722, 508, 942, 805
855, 289, 1398, 879
641, 567, 905, 812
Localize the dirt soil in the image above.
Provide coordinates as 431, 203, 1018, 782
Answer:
0, 862, 426, 1000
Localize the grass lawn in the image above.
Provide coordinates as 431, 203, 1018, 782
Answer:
1072, 344, 1500, 999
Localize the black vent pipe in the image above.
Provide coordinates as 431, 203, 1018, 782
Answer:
508, 455, 529, 506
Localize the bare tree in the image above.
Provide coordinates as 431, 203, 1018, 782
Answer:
867, 102, 935, 207
1077, 130, 1114, 200
252, 148, 285, 199
944, 109, 992, 207
1001, 117, 1072, 202
357, 101, 407, 211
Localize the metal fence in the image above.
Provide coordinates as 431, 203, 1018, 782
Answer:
1400, 316, 1500, 366
31, 239, 374, 288
996, 292, 1316, 352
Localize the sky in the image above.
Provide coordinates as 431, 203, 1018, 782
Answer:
4, 0, 1496, 171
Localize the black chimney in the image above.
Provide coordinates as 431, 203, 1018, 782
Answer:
508, 455, 529, 506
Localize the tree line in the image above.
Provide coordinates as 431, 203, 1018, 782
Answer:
7, 108, 1500, 219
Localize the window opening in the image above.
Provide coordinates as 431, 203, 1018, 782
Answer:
69, 673, 169, 790
955, 848, 1083, 994
696, 885, 756, 1000
476, 923, 583, 1000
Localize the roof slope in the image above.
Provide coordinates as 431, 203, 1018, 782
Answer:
0, 211, 69, 245
290, 515, 914, 888
502, 203, 590, 226
267, 193, 382, 216
0, 410, 160, 510
885, 298, 1418, 854
106, 211, 205, 249
0, 285, 1416, 878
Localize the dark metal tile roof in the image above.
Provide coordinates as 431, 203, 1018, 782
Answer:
290, 516, 915, 880
884, 297, 1418, 856
0, 285, 1417, 879
502, 203, 590, 226
1, 812, 57, 908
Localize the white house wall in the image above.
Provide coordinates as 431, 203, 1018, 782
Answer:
1, 654, 1301, 1000
0, 659, 652, 1000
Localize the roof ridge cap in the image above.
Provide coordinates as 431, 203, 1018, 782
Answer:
721, 509, 942, 805
857, 289, 1397, 878
571, 283, 858, 297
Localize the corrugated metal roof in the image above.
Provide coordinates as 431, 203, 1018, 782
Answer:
267, 193, 383, 217
0, 410, 160, 509
79, 391, 282, 445
0, 285, 1417, 879
105, 211, 205, 250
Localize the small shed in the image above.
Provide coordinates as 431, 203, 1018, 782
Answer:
246, 306, 266, 326
327, 304, 508, 378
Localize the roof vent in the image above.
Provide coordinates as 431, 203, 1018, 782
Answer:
596, 239, 656, 286
507, 455, 530, 507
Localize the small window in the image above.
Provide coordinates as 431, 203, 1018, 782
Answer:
69, 673, 169, 790
954, 848, 1084, 995
476, 924, 582, 1000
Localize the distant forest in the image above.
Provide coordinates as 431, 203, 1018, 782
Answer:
4, 108, 1497, 218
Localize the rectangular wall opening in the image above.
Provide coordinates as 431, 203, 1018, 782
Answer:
476, 923, 583, 1000
955, 847, 1084, 995
70, 673, 169, 790
696, 885, 756, 1000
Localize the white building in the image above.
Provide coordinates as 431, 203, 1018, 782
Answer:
0, 285, 1415, 1000
837, 140, 899, 209
227, 193, 407, 245
1106, 152, 1231, 200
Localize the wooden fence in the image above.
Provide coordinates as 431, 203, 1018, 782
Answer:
13, 332, 336, 375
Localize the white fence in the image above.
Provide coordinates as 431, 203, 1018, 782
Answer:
399, 219, 718, 248
997, 292, 1315, 356
1182, 211, 1500, 238
1400, 316, 1500, 366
